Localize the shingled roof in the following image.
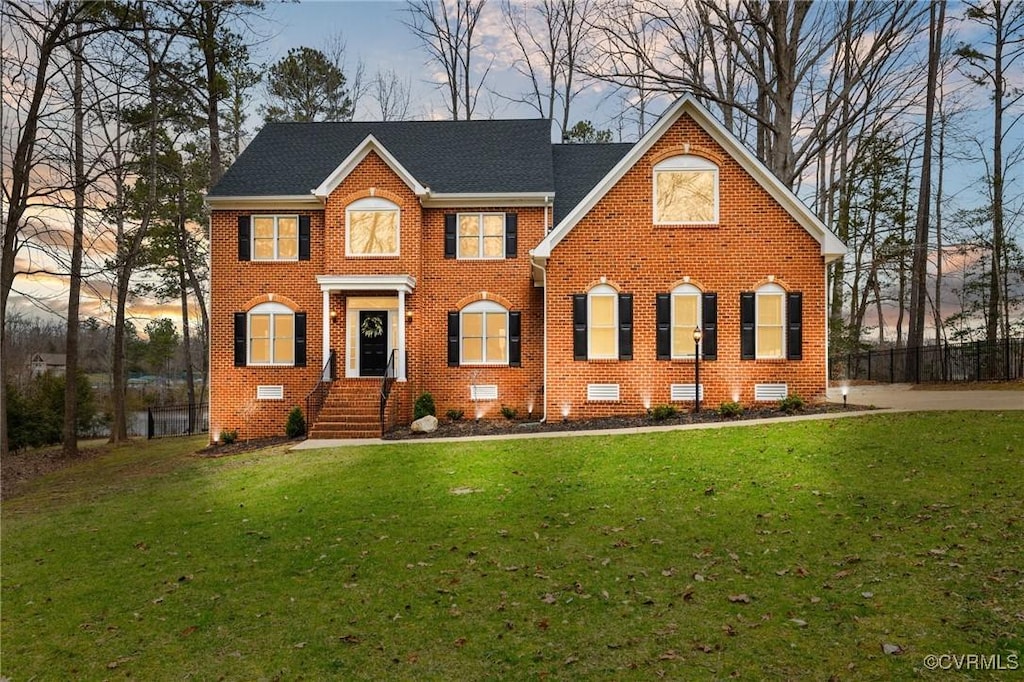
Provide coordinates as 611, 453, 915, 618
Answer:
209, 119, 556, 197
551, 143, 633, 225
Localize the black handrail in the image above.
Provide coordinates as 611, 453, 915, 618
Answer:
379, 349, 397, 437
304, 350, 336, 430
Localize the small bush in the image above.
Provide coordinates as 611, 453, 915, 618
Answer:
500, 405, 518, 420
220, 429, 239, 445
285, 407, 306, 438
718, 401, 744, 418
649, 404, 677, 421
413, 392, 436, 420
778, 394, 805, 414
446, 408, 464, 422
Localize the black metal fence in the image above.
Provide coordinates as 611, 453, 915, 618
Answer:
830, 338, 1024, 384
146, 403, 209, 439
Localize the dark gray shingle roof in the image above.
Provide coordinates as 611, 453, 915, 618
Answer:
209, 119, 556, 197
551, 143, 633, 224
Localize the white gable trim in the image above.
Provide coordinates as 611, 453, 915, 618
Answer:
532, 95, 845, 263
312, 134, 428, 199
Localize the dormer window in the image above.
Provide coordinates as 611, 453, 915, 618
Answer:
653, 156, 719, 224
346, 197, 400, 257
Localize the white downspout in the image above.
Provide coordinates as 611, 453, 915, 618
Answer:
538, 195, 551, 422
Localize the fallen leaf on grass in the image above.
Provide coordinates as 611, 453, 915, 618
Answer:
293, 642, 306, 649
339, 634, 362, 644
453, 637, 467, 648
728, 594, 751, 604
659, 650, 682, 660
541, 593, 557, 604
565, 655, 579, 665
881, 643, 904, 655
790, 619, 808, 628
180, 625, 197, 637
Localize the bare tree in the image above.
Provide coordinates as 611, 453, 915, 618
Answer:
371, 68, 413, 121
405, 0, 491, 120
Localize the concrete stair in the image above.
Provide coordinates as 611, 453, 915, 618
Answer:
308, 381, 380, 439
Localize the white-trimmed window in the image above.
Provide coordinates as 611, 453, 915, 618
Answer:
460, 301, 509, 365
248, 302, 295, 366
671, 283, 702, 358
588, 284, 618, 360
653, 156, 719, 224
252, 215, 298, 261
756, 283, 785, 359
346, 197, 400, 256
458, 213, 505, 259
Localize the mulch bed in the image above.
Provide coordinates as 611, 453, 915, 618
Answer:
383, 402, 868, 441
194, 436, 301, 457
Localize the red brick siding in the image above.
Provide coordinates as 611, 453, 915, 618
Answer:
544, 113, 827, 419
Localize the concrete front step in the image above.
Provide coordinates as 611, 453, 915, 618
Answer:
309, 429, 380, 439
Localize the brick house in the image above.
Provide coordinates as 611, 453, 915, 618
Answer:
206, 95, 845, 441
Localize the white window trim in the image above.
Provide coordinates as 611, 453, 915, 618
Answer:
460, 300, 509, 366
346, 197, 400, 258
457, 212, 506, 260
248, 301, 295, 366
653, 155, 720, 225
671, 283, 702, 360
755, 283, 786, 360
588, 284, 618, 360
251, 215, 299, 262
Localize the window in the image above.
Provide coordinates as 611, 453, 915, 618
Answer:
458, 213, 505, 259
740, 284, 801, 361
671, 284, 701, 358
653, 156, 719, 224
460, 301, 509, 365
252, 215, 298, 260
248, 302, 295, 365
589, 286, 617, 360
347, 197, 399, 256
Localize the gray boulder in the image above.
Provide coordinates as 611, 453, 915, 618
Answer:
410, 415, 438, 433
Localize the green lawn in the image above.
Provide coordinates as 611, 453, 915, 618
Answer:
2, 413, 1022, 680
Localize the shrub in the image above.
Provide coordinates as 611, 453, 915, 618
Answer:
445, 408, 464, 422
220, 429, 239, 445
778, 394, 805, 414
285, 407, 306, 438
718, 401, 744, 418
649, 404, 677, 421
4, 371, 97, 450
500, 405, 518, 420
413, 392, 436, 420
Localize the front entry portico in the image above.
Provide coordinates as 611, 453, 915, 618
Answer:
316, 274, 415, 381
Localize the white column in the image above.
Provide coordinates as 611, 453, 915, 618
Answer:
321, 289, 331, 380
397, 289, 406, 380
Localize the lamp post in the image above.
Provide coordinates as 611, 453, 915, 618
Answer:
841, 385, 848, 408
692, 326, 703, 414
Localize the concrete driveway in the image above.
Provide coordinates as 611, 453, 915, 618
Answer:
826, 383, 1024, 411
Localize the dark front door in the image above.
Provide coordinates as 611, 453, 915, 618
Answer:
359, 310, 389, 377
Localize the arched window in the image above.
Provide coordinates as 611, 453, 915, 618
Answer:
248, 302, 295, 365
588, 284, 618, 360
460, 300, 509, 365
755, 283, 785, 359
653, 155, 719, 224
671, 283, 702, 358
346, 197, 400, 256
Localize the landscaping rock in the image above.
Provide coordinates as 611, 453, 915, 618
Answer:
411, 415, 438, 433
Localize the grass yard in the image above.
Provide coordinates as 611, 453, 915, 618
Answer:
2, 412, 1022, 680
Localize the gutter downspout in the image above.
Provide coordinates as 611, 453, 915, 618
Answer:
538, 195, 551, 423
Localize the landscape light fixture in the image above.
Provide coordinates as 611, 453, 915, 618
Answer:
842, 385, 848, 408
692, 327, 703, 414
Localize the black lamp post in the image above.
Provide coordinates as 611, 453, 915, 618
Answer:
692, 326, 703, 413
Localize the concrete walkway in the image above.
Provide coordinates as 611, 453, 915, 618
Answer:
291, 383, 1021, 451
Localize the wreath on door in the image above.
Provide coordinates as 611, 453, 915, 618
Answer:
361, 315, 384, 338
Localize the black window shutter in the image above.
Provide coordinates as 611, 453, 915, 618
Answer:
447, 311, 460, 366
572, 294, 587, 361
702, 293, 718, 360
505, 213, 518, 258
655, 293, 671, 360
237, 216, 251, 261
786, 292, 803, 360
294, 312, 307, 367
298, 215, 311, 260
740, 292, 756, 360
233, 312, 247, 366
618, 293, 633, 360
508, 311, 522, 367
444, 214, 457, 258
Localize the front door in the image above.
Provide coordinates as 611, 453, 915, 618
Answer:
359, 310, 389, 377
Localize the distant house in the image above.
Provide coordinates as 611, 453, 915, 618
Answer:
28, 353, 67, 378
206, 95, 845, 441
